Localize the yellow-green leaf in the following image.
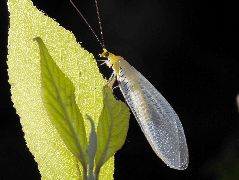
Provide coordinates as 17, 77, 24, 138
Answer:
7, 0, 114, 179
95, 86, 130, 176
35, 37, 87, 169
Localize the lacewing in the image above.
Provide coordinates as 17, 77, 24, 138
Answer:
70, 0, 189, 170
100, 49, 189, 170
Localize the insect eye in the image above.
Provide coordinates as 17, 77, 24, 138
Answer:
104, 52, 109, 57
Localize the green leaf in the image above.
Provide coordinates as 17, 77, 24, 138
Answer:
7, 0, 116, 179
86, 115, 97, 179
34, 37, 87, 168
95, 86, 130, 174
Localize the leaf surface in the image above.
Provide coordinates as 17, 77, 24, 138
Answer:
95, 86, 130, 172
86, 115, 97, 179
7, 0, 115, 179
35, 37, 87, 167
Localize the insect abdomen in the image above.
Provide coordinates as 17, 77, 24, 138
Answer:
117, 59, 189, 170
118, 60, 151, 122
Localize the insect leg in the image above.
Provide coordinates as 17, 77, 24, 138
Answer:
107, 72, 116, 89
96, 59, 107, 66
112, 85, 119, 90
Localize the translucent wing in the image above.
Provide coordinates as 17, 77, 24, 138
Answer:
117, 59, 189, 170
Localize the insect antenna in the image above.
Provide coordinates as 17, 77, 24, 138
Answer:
69, 0, 105, 49
94, 0, 106, 49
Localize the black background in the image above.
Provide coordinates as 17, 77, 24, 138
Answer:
1, 0, 239, 179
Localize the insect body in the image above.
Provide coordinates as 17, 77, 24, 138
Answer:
70, 0, 189, 170
100, 49, 189, 170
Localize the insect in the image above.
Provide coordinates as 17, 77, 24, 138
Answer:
70, 0, 189, 170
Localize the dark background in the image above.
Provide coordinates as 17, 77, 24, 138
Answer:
1, 0, 239, 179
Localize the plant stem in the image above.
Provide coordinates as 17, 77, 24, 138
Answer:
83, 166, 87, 180
94, 166, 100, 180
